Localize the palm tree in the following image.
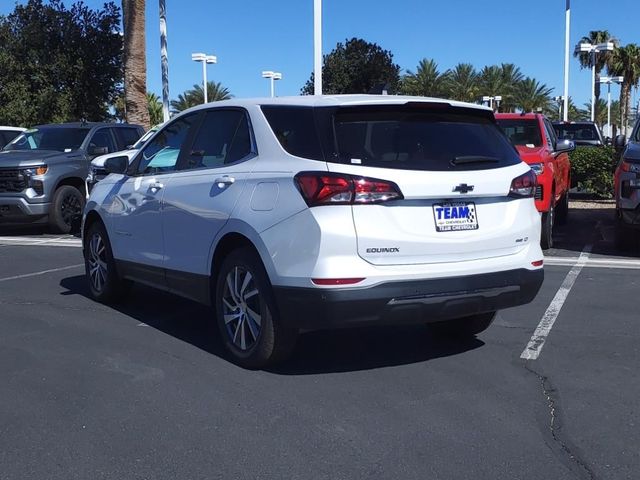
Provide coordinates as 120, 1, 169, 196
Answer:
170, 82, 232, 114
122, 0, 150, 130
513, 78, 553, 113
499, 63, 524, 112
444, 63, 478, 103
400, 59, 446, 97
147, 92, 163, 126
607, 43, 640, 133
574, 30, 618, 122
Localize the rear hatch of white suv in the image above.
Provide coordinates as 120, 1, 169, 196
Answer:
262, 100, 537, 267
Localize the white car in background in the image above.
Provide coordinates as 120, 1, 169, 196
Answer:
86, 125, 160, 192
83, 95, 544, 368
0, 126, 26, 149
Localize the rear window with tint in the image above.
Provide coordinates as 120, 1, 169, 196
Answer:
496, 119, 543, 147
553, 124, 600, 141
262, 104, 521, 171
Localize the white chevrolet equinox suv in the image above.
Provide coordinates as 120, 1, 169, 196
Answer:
82, 95, 544, 368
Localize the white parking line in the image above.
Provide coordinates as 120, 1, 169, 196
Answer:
0, 236, 82, 248
521, 245, 593, 361
545, 256, 640, 270
0, 264, 84, 283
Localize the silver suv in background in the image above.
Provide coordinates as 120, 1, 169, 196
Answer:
83, 95, 544, 368
0, 123, 143, 233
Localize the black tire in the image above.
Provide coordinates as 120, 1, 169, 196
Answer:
215, 248, 297, 369
84, 221, 131, 303
615, 217, 638, 251
429, 312, 496, 338
556, 192, 569, 225
540, 203, 554, 250
49, 185, 85, 234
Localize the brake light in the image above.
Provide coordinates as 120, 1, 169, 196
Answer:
295, 172, 404, 206
311, 278, 365, 286
509, 170, 537, 198
621, 159, 640, 173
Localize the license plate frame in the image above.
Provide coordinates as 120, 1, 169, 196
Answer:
433, 202, 479, 232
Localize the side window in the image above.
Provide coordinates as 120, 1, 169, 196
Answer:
114, 128, 142, 150
88, 128, 117, 155
138, 114, 198, 174
543, 120, 556, 147
184, 109, 253, 170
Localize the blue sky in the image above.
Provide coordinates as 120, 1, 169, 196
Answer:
1, 0, 638, 109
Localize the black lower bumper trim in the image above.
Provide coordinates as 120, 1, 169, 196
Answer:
273, 268, 544, 330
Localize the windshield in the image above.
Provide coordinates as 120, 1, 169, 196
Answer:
496, 119, 543, 148
553, 124, 599, 141
4, 127, 91, 152
132, 127, 159, 150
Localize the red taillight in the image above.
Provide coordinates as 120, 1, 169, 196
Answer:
531, 260, 544, 267
295, 172, 403, 206
621, 159, 640, 173
311, 278, 365, 286
509, 170, 537, 198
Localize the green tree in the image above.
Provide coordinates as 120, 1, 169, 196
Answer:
607, 43, 640, 132
498, 63, 524, 112
574, 30, 618, 122
0, 0, 123, 126
170, 81, 232, 114
513, 78, 553, 113
147, 92, 163, 126
301, 38, 400, 95
122, 0, 150, 130
444, 63, 479, 103
400, 58, 446, 97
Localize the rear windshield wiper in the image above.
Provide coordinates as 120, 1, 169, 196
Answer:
451, 155, 500, 166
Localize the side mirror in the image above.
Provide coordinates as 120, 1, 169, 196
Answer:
555, 139, 575, 153
89, 146, 109, 157
104, 155, 129, 175
614, 135, 627, 150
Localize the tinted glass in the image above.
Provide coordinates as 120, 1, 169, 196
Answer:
185, 110, 252, 170
4, 127, 90, 152
261, 106, 324, 160
497, 119, 543, 147
0, 130, 21, 148
88, 129, 116, 154
328, 106, 521, 171
138, 114, 198, 174
115, 128, 142, 149
132, 127, 158, 150
553, 124, 599, 141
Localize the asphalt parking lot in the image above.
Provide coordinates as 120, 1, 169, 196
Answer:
1, 201, 638, 480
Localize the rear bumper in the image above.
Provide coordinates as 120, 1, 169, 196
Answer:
274, 268, 544, 331
0, 197, 50, 222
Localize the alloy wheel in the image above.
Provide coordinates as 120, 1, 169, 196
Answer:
88, 233, 108, 293
221, 266, 262, 351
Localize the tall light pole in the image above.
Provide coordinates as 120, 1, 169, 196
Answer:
159, 0, 170, 122
313, 0, 322, 95
481, 95, 502, 111
553, 95, 565, 120
579, 41, 615, 122
563, 0, 570, 121
262, 71, 282, 98
599, 76, 624, 138
191, 53, 217, 103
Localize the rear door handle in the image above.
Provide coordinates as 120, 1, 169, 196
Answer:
214, 176, 235, 186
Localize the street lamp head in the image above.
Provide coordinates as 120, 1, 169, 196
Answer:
579, 43, 593, 52
191, 52, 206, 62
262, 71, 275, 78
272, 72, 282, 81
494, 95, 502, 102
205, 55, 217, 64
481, 96, 492, 102
613, 76, 624, 84
595, 42, 615, 52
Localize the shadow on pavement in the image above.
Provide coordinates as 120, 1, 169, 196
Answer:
59, 274, 484, 375
550, 200, 640, 258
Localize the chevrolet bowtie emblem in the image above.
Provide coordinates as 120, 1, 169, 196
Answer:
453, 183, 474, 194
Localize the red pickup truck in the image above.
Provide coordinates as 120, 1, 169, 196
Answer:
496, 113, 574, 249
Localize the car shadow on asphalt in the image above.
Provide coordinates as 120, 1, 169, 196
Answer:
59, 274, 484, 375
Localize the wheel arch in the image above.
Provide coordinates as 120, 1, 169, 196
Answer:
54, 175, 87, 197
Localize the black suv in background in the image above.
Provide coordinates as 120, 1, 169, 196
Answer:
552, 121, 605, 147
0, 122, 143, 233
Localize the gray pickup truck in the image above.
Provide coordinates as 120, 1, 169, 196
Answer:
0, 122, 143, 233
